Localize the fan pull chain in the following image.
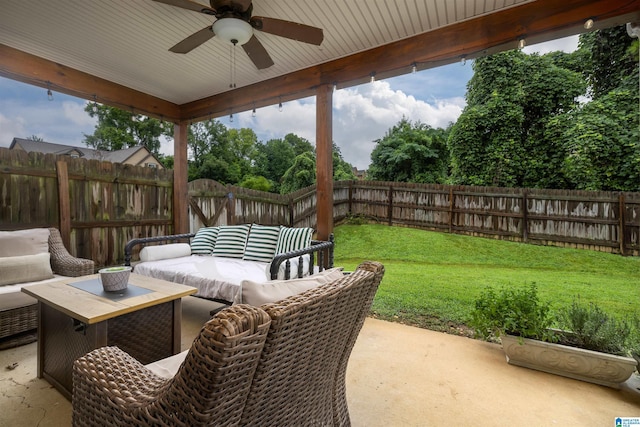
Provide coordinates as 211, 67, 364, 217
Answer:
229, 44, 237, 89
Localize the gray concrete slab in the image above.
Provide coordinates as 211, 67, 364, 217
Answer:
1, 296, 639, 426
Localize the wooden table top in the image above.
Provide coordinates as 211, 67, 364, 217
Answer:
22, 273, 197, 324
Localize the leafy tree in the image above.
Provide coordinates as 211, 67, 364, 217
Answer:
83, 104, 166, 154
280, 152, 316, 194
238, 175, 272, 192
368, 118, 450, 183
254, 133, 315, 192
448, 50, 586, 188
332, 143, 357, 181
27, 135, 44, 141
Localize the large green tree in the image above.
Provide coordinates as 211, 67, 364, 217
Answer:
368, 118, 450, 183
546, 26, 640, 191
83, 104, 167, 155
448, 50, 586, 188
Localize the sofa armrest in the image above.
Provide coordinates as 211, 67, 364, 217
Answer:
124, 233, 195, 266
269, 234, 334, 280
48, 228, 94, 277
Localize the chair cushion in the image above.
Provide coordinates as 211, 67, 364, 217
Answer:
212, 225, 251, 259
0, 228, 50, 257
0, 253, 54, 286
242, 267, 344, 306
191, 227, 219, 255
243, 224, 281, 263
140, 243, 191, 262
275, 227, 313, 254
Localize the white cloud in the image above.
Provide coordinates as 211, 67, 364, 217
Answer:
63, 101, 96, 127
0, 113, 27, 147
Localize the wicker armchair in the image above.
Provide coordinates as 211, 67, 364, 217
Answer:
71, 261, 384, 427
72, 304, 271, 427
0, 228, 94, 345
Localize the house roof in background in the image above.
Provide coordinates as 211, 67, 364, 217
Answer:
9, 138, 159, 166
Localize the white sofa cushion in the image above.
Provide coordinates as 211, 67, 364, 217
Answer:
0, 253, 54, 286
212, 225, 250, 259
140, 243, 191, 262
242, 267, 344, 306
0, 228, 50, 257
243, 224, 281, 263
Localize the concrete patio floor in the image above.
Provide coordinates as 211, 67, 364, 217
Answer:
1, 296, 638, 426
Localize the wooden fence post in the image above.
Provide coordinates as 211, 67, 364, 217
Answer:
449, 187, 454, 233
388, 185, 394, 226
348, 181, 353, 216
619, 193, 626, 255
56, 160, 71, 249
522, 190, 529, 243
226, 186, 235, 225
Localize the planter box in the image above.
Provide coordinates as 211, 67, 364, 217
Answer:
501, 334, 638, 389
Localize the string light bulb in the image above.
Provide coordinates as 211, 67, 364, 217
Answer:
518, 37, 526, 50
278, 97, 283, 112
370, 72, 376, 83
229, 110, 234, 123
584, 18, 594, 30
91, 95, 98, 113
252, 103, 256, 117
461, 55, 467, 66
46, 82, 53, 101
411, 63, 417, 74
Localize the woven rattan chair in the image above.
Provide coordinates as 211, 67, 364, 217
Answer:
240, 261, 384, 427
72, 304, 271, 427
0, 228, 94, 345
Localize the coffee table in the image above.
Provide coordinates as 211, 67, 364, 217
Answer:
22, 273, 197, 400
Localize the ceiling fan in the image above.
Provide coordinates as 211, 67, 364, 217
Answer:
153, 0, 324, 70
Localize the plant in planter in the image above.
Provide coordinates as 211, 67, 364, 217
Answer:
470, 284, 638, 388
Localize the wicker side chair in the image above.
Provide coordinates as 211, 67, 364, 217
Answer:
48, 228, 94, 277
239, 261, 385, 427
71, 304, 271, 427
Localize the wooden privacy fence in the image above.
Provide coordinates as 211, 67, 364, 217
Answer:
335, 181, 640, 256
1, 147, 638, 267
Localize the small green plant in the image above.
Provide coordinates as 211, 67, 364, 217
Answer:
556, 300, 632, 356
470, 284, 555, 342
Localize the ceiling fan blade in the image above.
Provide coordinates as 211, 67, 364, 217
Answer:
169, 26, 215, 53
210, 0, 252, 13
152, 0, 216, 15
250, 17, 323, 46
242, 35, 274, 69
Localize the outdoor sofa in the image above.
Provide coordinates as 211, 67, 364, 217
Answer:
0, 228, 94, 347
72, 261, 385, 426
124, 224, 335, 304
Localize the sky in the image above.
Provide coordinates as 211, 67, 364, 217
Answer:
0, 36, 578, 170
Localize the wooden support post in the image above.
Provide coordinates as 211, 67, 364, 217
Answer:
316, 84, 333, 241
56, 160, 71, 249
173, 122, 189, 234
619, 193, 626, 255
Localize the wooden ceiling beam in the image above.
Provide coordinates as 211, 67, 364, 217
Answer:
0, 44, 181, 122
181, 0, 640, 122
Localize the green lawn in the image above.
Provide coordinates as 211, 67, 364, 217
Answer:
333, 224, 640, 334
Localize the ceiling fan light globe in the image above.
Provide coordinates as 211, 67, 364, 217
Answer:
212, 18, 253, 45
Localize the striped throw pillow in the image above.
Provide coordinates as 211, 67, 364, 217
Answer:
275, 227, 313, 254
212, 224, 251, 259
191, 227, 219, 255
243, 224, 282, 263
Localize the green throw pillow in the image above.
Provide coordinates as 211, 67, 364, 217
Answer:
243, 224, 282, 263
